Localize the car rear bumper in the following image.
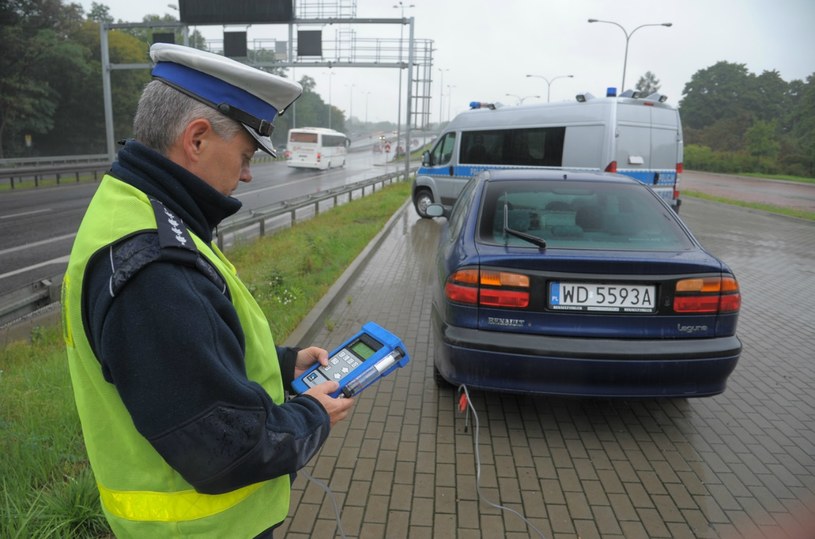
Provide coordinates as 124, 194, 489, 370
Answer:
432, 312, 742, 398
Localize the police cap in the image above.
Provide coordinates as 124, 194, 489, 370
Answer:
149, 43, 302, 156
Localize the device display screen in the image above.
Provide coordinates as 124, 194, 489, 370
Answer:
350, 340, 377, 360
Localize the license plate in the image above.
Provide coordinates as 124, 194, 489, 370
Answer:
549, 282, 656, 313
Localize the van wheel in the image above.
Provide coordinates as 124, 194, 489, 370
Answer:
414, 189, 434, 218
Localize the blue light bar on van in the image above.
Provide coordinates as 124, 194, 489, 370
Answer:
469, 101, 496, 110
607, 87, 617, 97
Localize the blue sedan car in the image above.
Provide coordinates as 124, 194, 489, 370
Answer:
428, 169, 742, 398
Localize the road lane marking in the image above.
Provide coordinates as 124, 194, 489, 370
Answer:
0, 208, 52, 219
0, 255, 70, 281
0, 233, 76, 257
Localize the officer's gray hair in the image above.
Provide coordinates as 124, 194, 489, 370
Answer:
133, 80, 243, 154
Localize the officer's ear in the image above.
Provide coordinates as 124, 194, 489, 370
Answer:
169, 119, 213, 165
186, 119, 213, 157
165, 118, 213, 169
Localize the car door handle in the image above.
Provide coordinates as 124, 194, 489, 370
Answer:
449, 166, 454, 176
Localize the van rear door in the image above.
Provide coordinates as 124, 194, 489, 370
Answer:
616, 103, 679, 207
649, 106, 681, 207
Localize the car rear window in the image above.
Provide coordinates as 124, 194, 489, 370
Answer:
477, 179, 694, 251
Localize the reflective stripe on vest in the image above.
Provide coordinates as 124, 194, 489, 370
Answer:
98, 481, 264, 522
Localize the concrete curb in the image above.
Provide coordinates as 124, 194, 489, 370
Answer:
285, 198, 412, 348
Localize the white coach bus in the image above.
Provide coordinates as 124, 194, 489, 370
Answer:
286, 127, 349, 170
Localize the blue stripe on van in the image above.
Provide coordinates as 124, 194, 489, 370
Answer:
617, 169, 676, 187
418, 165, 677, 185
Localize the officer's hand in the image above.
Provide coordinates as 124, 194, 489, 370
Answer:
293, 346, 329, 379
304, 382, 355, 428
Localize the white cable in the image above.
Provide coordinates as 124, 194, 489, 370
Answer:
457, 384, 547, 539
300, 469, 348, 539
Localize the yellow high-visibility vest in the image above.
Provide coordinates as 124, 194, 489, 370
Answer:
63, 175, 289, 537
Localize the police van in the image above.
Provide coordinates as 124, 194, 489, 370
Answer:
413, 89, 683, 217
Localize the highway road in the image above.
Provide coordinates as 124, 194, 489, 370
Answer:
0, 148, 404, 296
1, 166, 811, 299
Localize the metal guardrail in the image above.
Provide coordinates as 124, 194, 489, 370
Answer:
0, 154, 109, 168
0, 153, 278, 190
215, 168, 413, 250
0, 167, 416, 328
0, 161, 111, 189
0, 278, 62, 328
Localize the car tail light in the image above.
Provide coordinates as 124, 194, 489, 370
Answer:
445, 269, 530, 308
605, 161, 617, 173
317, 152, 322, 162
673, 276, 741, 313
676, 162, 684, 174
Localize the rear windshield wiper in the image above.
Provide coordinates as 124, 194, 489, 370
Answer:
503, 200, 547, 249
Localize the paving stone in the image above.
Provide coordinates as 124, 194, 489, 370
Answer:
283, 199, 815, 537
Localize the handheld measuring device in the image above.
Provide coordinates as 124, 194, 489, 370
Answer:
291, 322, 409, 398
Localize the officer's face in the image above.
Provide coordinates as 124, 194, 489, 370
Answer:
197, 127, 256, 196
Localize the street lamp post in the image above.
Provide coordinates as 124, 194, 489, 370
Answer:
446, 84, 455, 122
587, 18, 672, 91
525, 74, 573, 102
438, 67, 449, 126
346, 83, 356, 130
393, 2, 414, 157
505, 93, 540, 105
323, 71, 335, 129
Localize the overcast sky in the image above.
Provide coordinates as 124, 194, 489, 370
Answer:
82, 0, 815, 125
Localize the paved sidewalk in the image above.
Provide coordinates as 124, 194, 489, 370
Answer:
277, 198, 815, 539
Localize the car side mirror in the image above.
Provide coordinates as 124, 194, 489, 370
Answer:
422, 150, 433, 167
426, 203, 447, 219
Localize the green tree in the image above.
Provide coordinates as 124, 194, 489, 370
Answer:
635, 71, 661, 96
786, 73, 815, 175
753, 69, 789, 124
87, 1, 112, 23
276, 75, 345, 141
0, 0, 87, 157
745, 120, 780, 159
34, 19, 150, 155
127, 13, 207, 51
679, 61, 757, 131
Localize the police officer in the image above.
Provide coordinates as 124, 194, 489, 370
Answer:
62, 43, 355, 537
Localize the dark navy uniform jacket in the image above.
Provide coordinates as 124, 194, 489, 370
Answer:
81, 140, 329, 495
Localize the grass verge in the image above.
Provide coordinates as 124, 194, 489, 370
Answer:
682, 189, 815, 222
0, 180, 411, 538
738, 172, 815, 185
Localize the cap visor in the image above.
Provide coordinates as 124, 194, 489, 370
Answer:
245, 126, 276, 156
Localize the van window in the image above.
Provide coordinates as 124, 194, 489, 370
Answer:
322, 134, 348, 147
430, 132, 457, 165
461, 127, 565, 166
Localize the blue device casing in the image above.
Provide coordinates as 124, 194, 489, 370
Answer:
291, 321, 409, 398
